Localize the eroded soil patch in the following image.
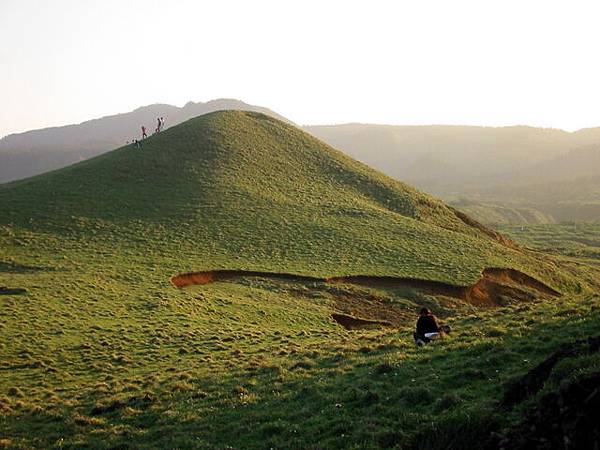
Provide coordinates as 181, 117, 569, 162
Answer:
171, 270, 320, 288
451, 208, 519, 249
327, 269, 560, 307
171, 268, 560, 328
330, 292, 413, 328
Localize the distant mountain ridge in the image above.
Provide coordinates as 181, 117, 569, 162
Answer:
305, 124, 600, 223
0, 99, 291, 182
4, 105, 600, 222
304, 124, 600, 192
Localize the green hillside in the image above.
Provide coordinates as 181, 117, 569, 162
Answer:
0, 111, 562, 285
1, 111, 597, 449
0, 98, 292, 183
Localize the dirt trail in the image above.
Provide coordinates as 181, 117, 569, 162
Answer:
171, 267, 560, 308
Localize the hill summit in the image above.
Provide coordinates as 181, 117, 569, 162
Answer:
0, 98, 290, 183
0, 111, 560, 286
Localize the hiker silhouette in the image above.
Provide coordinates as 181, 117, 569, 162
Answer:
413, 308, 450, 345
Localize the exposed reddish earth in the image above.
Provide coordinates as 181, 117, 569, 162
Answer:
172, 268, 559, 305
329, 292, 414, 328
171, 267, 560, 328
170, 270, 319, 287
451, 208, 519, 249
326, 268, 560, 307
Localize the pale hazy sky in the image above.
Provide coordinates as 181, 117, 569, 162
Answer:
1, 0, 600, 138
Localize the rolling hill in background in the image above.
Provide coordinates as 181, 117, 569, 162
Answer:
1, 111, 598, 449
306, 124, 600, 223
4, 107, 600, 223
0, 110, 549, 285
0, 98, 290, 183
449, 199, 556, 225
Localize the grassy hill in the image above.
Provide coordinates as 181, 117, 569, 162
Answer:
6, 111, 600, 222
0, 111, 558, 285
0, 99, 291, 183
1, 111, 598, 449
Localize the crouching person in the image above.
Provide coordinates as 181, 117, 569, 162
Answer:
413, 307, 451, 346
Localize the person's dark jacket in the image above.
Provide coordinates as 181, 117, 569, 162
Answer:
416, 314, 440, 335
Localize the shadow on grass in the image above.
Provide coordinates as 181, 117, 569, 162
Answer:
0, 287, 27, 295
3, 300, 599, 449
0, 261, 52, 273
150, 305, 599, 449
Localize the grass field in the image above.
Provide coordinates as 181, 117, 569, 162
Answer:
1, 226, 598, 449
1, 112, 599, 449
499, 222, 600, 261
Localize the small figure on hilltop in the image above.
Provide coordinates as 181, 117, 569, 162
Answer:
413, 307, 450, 346
141, 125, 147, 139
160, 117, 165, 130
156, 117, 162, 133
133, 139, 142, 149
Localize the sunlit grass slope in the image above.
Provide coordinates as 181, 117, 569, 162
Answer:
0, 111, 561, 285
0, 112, 597, 449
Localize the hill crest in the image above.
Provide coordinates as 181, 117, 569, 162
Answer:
0, 99, 291, 183
1, 110, 564, 290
